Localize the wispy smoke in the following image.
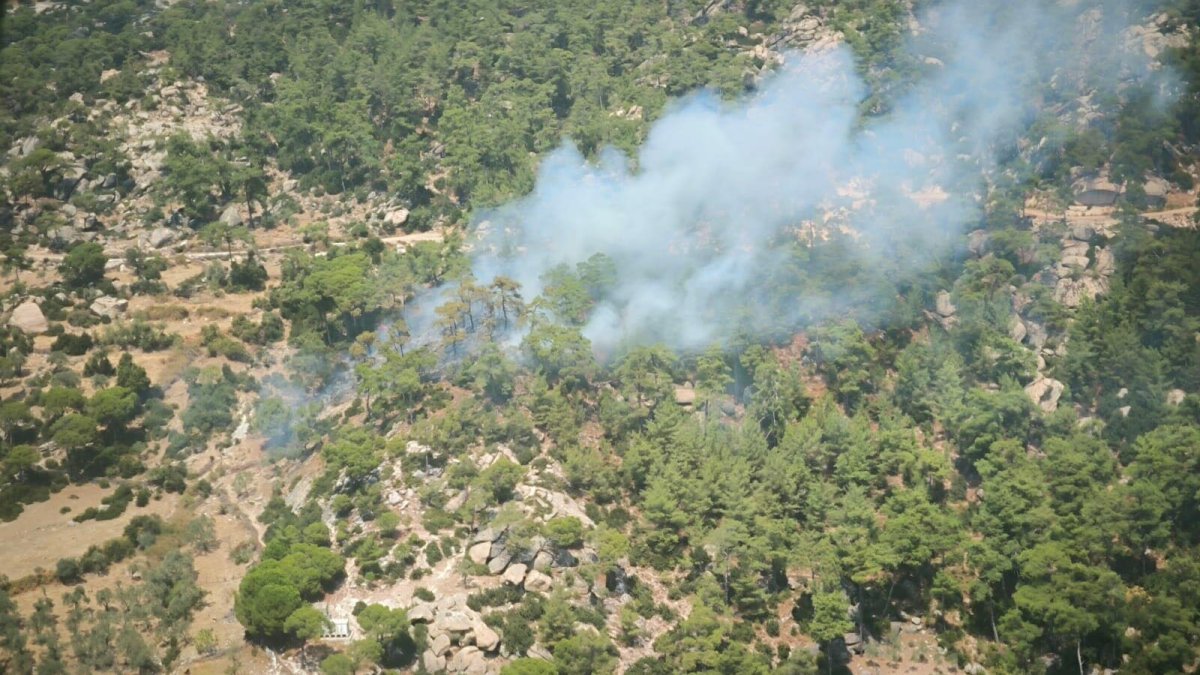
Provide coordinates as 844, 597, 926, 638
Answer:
461, 0, 1174, 353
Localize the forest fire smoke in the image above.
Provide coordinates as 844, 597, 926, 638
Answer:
457, 0, 1173, 353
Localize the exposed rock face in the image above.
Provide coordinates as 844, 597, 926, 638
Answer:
935, 291, 956, 317
1073, 175, 1122, 206
423, 650, 447, 673
10, 136, 39, 158
503, 563, 528, 586
8, 301, 48, 334
447, 646, 488, 674
513, 486, 595, 526
219, 203, 243, 227
1025, 376, 1065, 413
1009, 318, 1027, 343
468, 541, 491, 566
1125, 14, 1189, 60
1143, 174, 1170, 205
472, 527, 496, 543
1060, 238, 1091, 272
487, 549, 512, 575
769, 8, 829, 48
1094, 247, 1115, 276
1070, 224, 1096, 242
1167, 389, 1186, 406
1025, 322, 1048, 350
147, 226, 177, 249
472, 620, 500, 652
408, 603, 435, 623
524, 569, 554, 593
48, 225, 82, 246
1055, 276, 1106, 308
384, 208, 409, 227
406, 440, 433, 455
430, 633, 452, 656
967, 229, 990, 256
843, 631, 864, 654
90, 296, 128, 318
438, 611, 474, 634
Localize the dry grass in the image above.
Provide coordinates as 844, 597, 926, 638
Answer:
194, 305, 235, 319
133, 304, 191, 321
0, 483, 180, 582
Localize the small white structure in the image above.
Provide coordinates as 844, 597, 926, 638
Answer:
322, 617, 351, 640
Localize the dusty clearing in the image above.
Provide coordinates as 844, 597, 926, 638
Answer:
0, 483, 179, 580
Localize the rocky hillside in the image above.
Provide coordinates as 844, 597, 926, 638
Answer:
3, 2, 1200, 675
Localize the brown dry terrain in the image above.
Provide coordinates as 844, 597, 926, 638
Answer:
0, 222, 445, 670
0, 483, 179, 580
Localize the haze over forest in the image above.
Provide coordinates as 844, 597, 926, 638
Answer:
2, 1, 1200, 675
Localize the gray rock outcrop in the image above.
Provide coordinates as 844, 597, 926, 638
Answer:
8, 301, 48, 334
90, 296, 128, 319
1025, 376, 1065, 413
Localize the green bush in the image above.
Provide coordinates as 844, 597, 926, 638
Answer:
544, 516, 585, 549
51, 332, 93, 356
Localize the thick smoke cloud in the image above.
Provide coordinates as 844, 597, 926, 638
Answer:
461, 0, 1173, 354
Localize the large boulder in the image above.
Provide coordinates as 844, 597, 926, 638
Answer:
1009, 318, 1027, 343
935, 291, 956, 317
437, 611, 474, 634
472, 620, 500, 652
487, 549, 512, 575
1094, 247, 1116, 276
1025, 377, 1065, 413
524, 569, 554, 593
843, 632, 864, 654
468, 541, 491, 566
1073, 176, 1122, 207
423, 650, 447, 673
472, 527, 498, 544
430, 633, 452, 656
147, 227, 177, 249
448, 646, 488, 674
8, 301, 48, 334
90, 296, 127, 319
503, 563, 528, 586
10, 136, 39, 158
408, 603, 435, 624
967, 229, 990, 256
384, 208, 409, 227
1055, 276, 1106, 308
406, 439, 433, 455
48, 225, 81, 245
218, 203, 242, 227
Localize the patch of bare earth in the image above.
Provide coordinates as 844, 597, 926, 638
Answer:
0, 483, 179, 580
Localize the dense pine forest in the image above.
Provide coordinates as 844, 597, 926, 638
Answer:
3, 1, 1200, 674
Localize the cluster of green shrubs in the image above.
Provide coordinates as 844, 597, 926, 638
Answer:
71, 483, 151, 522
55, 515, 165, 583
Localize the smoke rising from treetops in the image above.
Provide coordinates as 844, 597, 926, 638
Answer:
458, 0, 1174, 354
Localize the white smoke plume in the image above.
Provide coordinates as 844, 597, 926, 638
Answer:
458, 0, 1175, 354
